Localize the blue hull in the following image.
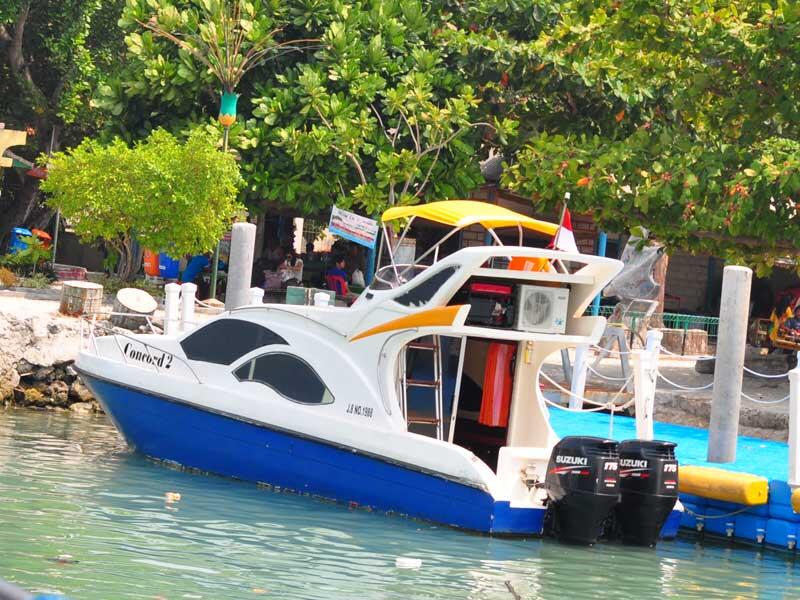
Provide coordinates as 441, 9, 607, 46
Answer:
80, 373, 545, 535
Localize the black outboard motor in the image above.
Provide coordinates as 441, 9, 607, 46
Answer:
545, 436, 620, 545
615, 439, 679, 547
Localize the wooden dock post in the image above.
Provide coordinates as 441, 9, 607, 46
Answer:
708, 265, 752, 463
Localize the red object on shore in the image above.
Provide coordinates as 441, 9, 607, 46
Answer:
479, 341, 515, 427
143, 249, 160, 277
31, 228, 52, 248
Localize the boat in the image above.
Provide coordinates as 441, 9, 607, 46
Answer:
76, 200, 681, 545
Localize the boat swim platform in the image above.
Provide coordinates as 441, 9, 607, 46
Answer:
549, 409, 800, 551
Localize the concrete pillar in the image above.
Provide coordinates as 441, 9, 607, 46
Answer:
180, 282, 197, 332
224, 222, 257, 311
633, 329, 662, 441
568, 345, 589, 410
788, 353, 800, 487
707, 265, 752, 463
164, 283, 181, 336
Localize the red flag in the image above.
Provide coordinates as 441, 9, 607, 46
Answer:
550, 208, 579, 254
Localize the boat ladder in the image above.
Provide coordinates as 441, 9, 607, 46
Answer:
401, 335, 444, 440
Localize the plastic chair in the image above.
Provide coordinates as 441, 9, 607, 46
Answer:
325, 274, 348, 296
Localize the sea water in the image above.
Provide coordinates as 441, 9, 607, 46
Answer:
0, 409, 797, 600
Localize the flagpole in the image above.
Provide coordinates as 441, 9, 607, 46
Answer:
554, 192, 570, 250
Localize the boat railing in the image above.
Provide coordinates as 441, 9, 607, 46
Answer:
79, 314, 203, 385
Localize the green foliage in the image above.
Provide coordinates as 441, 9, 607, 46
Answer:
41, 128, 243, 279
15, 273, 52, 289
456, 0, 800, 270
0, 236, 50, 274
104, 0, 491, 216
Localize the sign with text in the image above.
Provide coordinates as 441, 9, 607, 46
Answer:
328, 206, 379, 249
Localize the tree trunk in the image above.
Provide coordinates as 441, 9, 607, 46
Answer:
652, 252, 670, 325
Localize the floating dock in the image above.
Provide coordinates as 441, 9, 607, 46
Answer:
549, 409, 799, 551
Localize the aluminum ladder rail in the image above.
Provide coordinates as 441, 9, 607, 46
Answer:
400, 335, 444, 440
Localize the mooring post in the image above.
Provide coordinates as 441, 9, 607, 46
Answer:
569, 345, 589, 410
180, 282, 197, 332
788, 352, 800, 488
707, 265, 752, 463
633, 329, 663, 440
163, 282, 181, 336
225, 222, 257, 311
249, 287, 265, 305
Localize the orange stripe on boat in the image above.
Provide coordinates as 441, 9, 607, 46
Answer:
350, 305, 466, 342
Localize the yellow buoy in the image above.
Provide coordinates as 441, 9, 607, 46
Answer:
791, 488, 800, 513
679, 466, 768, 505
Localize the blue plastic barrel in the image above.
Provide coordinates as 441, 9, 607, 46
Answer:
8, 227, 32, 254
158, 253, 180, 279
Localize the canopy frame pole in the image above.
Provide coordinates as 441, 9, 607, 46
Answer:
383, 224, 401, 282
390, 216, 416, 257
488, 228, 504, 246
397, 226, 464, 279
517, 224, 523, 246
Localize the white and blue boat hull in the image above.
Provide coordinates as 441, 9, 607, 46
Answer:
80, 372, 547, 535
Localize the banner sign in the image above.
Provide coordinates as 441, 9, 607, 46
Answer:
328, 206, 379, 249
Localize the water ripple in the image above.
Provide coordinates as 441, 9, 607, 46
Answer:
0, 408, 797, 599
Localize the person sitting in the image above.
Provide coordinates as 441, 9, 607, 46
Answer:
325, 256, 349, 296
783, 307, 800, 336
278, 250, 304, 288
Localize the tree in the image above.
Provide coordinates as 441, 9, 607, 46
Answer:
41, 128, 243, 279
439, 1, 800, 272
100, 0, 503, 216
0, 0, 126, 248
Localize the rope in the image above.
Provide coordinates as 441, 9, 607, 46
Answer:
659, 347, 716, 361
741, 391, 790, 405
683, 505, 753, 520
657, 372, 714, 391
540, 371, 634, 415
742, 366, 789, 379
586, 364, 630, 382
590, 344, 633, 356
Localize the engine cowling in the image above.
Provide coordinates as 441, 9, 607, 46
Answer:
545, 436, 620, 545
614, 439, 679, 546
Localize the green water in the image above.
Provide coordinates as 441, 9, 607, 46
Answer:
0, 409, 797, 600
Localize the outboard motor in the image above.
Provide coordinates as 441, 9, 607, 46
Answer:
615, 439, 679, 547
545, 436, 620, 545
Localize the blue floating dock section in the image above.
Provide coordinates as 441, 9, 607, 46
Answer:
549, 409, 799, 551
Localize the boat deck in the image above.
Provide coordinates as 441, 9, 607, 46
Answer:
549, 409, 799, 550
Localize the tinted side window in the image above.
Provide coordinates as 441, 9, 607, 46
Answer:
394, 266, 459, 307
234, 353, 334, 405
181, 319, 287, 365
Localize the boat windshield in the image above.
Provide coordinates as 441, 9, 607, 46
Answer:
369, 264, 429, 291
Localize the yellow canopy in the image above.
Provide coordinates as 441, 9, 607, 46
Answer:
381, 200, 558, 236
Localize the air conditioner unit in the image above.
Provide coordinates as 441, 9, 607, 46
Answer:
515, 285, 570, 334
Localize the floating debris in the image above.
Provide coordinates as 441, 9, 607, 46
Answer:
49, 554, 79, 564
165, 492, 182, 503
395, 557, 422, 569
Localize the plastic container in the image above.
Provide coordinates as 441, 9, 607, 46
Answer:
8, 227, 32, 254
158, 253, 180, 280
314, 292, 331, 307
143, 249, 160, 277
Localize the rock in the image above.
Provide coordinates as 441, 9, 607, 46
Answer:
69, 380, 94, 403
46, 380, 70, 406
22, 387, 46, 406
48, 323, 62, 335
69, 401, 95, 414
32, 366, 55, 382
